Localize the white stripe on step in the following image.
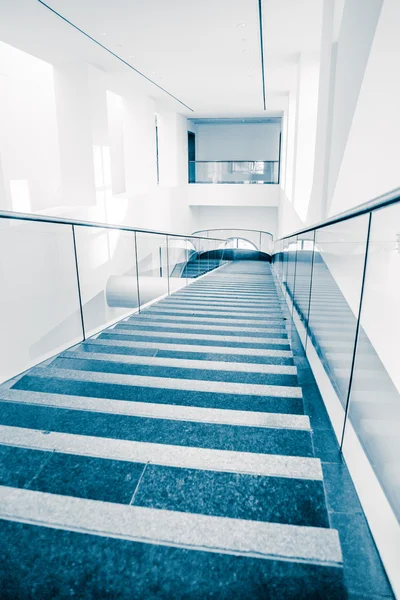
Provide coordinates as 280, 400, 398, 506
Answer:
124, 320, 285, 333
108, 328, 289, 345
63, 350, 297, 375
0, 425, 320, 479
0, 486, 342, 564
149, 307, 281, 316
130, 314, 285, 325
0, 389, 309, 430
88, 338, 294, 357
147, 307, 282, 316
29, 367, 303, 399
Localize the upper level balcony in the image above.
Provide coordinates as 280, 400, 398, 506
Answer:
188, 160, 280, 184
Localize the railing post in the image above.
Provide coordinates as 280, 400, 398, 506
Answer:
340, 212, 373, 450
290, 237, 299, 323
71, 224, 86, 341
134, 231, 141, 313
304, 230, 316, 353
166, 235, 170, 296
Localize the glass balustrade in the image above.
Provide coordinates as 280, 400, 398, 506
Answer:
0, 212, 225, 383
272, 190, 400, 591
189, 161, 279, 184
0, 218, 82, 383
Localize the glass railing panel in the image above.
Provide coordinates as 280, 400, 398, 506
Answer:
306, 215, 369, 411
190, 161, 279, 184
73, 225, 138, 337
344, 204, 400, 522
272, 239, 284, 283
0, 218, 82, 383
136, 232, 168, 307
291, 231, 316, 347
260, 232, 273, 255
167, 236, 190, 293
285, 235, 298, 302
281, 237, 290, 292
186, 237, 200, 279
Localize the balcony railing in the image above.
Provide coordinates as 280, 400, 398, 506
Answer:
188, 160, 279, 184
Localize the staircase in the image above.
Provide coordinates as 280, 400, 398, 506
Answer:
182, 257, 221, 278
0, 261, 347, 599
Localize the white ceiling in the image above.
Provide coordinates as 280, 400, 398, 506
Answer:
0, 0, 323, 117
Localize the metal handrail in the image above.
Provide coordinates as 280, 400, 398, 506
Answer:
192, 228, 273, 238
276, 186, 400, 240
0, 210, 224, 242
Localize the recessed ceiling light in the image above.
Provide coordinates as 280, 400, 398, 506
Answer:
242, 48, 250, 53
128, 55, 135, 59
237, 23, 246, 27
100, 32, 107, 36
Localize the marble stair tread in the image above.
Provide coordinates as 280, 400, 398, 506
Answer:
17, 366, 303, 399
78, 342, 295, 366
98, 332, 291, 351
0, 425, 321, 479
83, 338, 295, 359
0, 445, 328, 528
123, 318, 287, 333
86, 334, 293, 358
147, 307, 283, 317
11, 372, 305, 415
102, 327, 291, 346
0, 486, 343, 566
61, 349, 297, 375
50, 355, 298, 386
114, 322, 288, 339
0, 388, 311, 430
126, 313, 287, 325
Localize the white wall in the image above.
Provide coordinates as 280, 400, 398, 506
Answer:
184, 183, 280, 207
277, 0, 384, 233
282, 92, 297, 203
326, 0, 383, 211
329, 0, 398, 215
0, 39, 196, 236
0, 41, 62, 212
306, 0, 335, 224
292, 53, 321, 221
277, 189, 303, 238
196, 122, 281, 161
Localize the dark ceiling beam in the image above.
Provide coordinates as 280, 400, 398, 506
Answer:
257, 0, 267, 110
36, 0, 194, 112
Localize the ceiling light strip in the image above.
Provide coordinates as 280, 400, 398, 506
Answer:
36, 0, 194, 112
257, 0, 267, 111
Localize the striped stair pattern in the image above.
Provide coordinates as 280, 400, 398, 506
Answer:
182, 258, 221, 278
0, 261, 346, 598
